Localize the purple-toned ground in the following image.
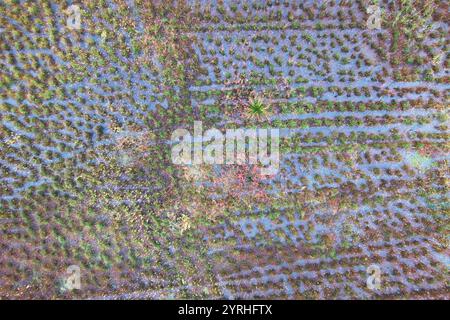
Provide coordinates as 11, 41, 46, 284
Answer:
0, 0, 448, 299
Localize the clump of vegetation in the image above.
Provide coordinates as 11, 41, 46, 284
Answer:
246, 97, 268, 120
384, 0, 442, 71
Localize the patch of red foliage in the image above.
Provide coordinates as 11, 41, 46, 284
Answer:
211, 164, 275, 203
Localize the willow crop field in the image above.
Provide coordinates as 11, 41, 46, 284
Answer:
0, 0, 448, 300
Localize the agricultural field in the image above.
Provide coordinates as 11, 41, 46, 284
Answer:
0, 0, 449, 300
